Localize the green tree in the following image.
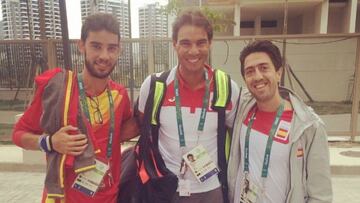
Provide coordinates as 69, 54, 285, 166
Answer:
163, 0, 236, 33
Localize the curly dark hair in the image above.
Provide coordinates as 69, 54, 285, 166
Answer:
239, 40, 283, 77
81, 13, 120, 42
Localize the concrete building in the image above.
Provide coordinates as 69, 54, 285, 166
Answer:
0, 20, 3, 40
139, 2, 169, 72
80, 0, 130, 39
168, 0, 360, 36
1, 0, 62, 39
139, 2, 168, 38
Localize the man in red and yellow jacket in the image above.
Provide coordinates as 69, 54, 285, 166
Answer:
12, 13, 138, 203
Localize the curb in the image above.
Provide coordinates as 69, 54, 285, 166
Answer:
331, 165, 360, 175
0, 163, 45, 172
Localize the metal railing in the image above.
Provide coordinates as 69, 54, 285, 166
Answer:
0, 34, 359, 141
0, 38, 176, 89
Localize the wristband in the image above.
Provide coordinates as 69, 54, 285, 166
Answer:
49, 135, 54, 152
38, 134, 52, 153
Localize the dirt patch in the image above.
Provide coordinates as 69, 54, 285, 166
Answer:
340, 150, 360, 158
306, 101, 354, 115
328, 141, 360, 148
0, 124, 14, 144
0, 100, 26, 111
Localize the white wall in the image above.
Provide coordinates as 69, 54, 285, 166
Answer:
210, 37, 358, 102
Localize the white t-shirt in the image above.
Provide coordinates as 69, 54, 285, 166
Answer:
138, 66, 239, 193
234, 108, 293, 203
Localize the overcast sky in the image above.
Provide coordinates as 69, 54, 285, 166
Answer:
0, 0, 168, 39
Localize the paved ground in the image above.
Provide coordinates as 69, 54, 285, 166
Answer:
0, 171, 359, 203
0, 172, 43, 203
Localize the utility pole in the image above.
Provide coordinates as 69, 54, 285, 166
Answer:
38, 0, 46, 40
281, 0, 288, 86
59, 0, 72, 70
128, 0, 134, 104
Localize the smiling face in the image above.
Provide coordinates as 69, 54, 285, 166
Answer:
243, 52, 282, 105
78, 29, 120, 79
173, 24, 211, 75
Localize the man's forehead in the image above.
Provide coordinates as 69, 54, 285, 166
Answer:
177, 25, 208, 40
244, 52, 272, 67
87, 30, 118, 40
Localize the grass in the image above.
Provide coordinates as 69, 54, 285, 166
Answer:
0, 123, 14, 145
0, 100, 26, 111
306, 101, 353, 115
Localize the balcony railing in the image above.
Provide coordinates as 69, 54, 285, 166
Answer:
0, 34, 359, 140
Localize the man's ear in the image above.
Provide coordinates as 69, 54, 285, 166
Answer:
276, 66, 283, 82
78, 40, 85, 54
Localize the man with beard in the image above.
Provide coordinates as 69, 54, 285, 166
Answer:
12, 13, 138, 203
227, 40, 332, 203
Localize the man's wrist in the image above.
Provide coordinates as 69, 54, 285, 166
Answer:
38, 134, 53, 153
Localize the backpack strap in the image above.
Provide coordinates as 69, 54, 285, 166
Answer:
212, 69, 232, 203
212, 69, 232, 111
150, 71, 171, 126
137, 70, 171, 183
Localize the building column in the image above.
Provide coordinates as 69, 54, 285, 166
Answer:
255, 16, 261, 35
233, 3, 240, 36
344, 0, 357, 33
315, 0, 328, 33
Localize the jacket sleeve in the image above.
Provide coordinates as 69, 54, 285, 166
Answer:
12, 68, 62, 147
12, 85, 44, 147
306, 123, 332, 203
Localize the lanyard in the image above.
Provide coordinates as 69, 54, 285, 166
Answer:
77, 74, 115, 159
174, 69, 210, 148
244, 101, 285, 178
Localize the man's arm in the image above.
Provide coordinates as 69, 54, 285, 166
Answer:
306, 124, 332, 203
14, 124, 88, 156
14, 130, 41, 150
120, 117, 140, 142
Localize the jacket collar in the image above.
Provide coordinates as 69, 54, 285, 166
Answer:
241, 86, 323, 142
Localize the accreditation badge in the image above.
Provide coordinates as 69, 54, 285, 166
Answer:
178, 179, 191, 196
182, 144, 219, 183
239, 176, 259, 203
72, 159, 109, 197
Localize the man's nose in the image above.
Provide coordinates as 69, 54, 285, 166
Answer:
188, 44, 200, 55
99, 49, 110, 60
253, 67, 264, 80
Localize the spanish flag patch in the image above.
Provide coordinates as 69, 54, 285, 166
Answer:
275, 120, 291, 141
297, 148, 304, 158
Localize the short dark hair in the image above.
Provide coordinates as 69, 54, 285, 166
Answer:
239, 40, 282, 77
172, 9, 213, 42
81, 13, 120, 42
